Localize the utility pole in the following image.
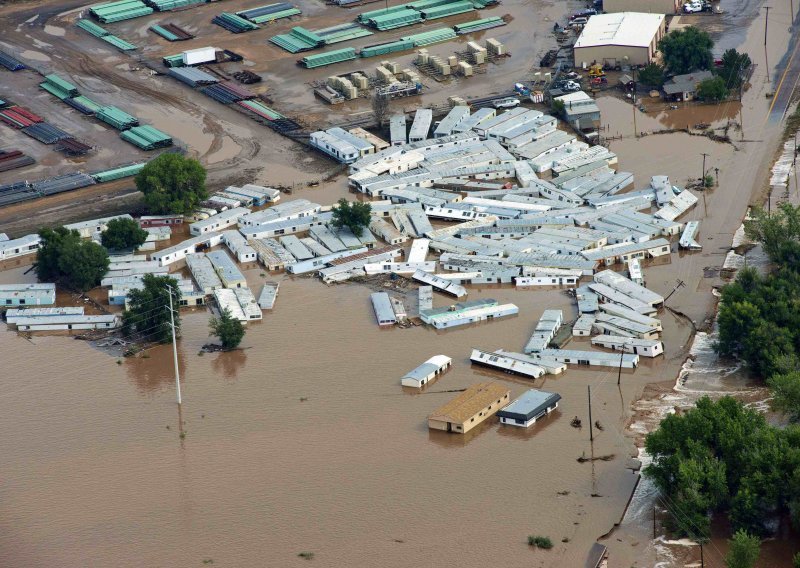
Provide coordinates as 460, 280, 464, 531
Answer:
653, 506, 657, 538
764, 6, 770, 46
632, 67, 638, 138
663, 279, 686, 305
587, 385, 594, 442
700, 152, 710, 186
700, 542, 704, 567
168, 290, 182, 406
714, 167, 720, 186
617, 344, 625, 386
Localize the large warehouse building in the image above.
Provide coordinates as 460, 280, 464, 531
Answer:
573, 12, 666, 67
603, 0, 682, 14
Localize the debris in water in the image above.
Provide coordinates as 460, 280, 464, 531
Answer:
594, 420, 604, 431
577, 454, 615, 463
300, 397, 309, 402
571, 416, 582, 428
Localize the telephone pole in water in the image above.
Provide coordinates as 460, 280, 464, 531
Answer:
764, 6, 771, 45
168, 290, 182, 406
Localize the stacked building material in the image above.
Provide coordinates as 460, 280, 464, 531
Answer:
95, 106, 139, 130
200, 82, 255, 104
55, 139, 93, 156
314, 22, 374, 44
0, 51, 25, 71
32, 173, 96, 196
150, 24, 193, 41
212, 12, 259, 33
21, 123, 73, 144
162, 54, 185, 67
417, 0, 473, 19
91, 163, 146, 183
168, 67, 218, 87
367, 8, 422, 30
0, 150, 35, 173
270, 27, 325, 53
63, 96, 99, 115
400, 27, 457, 47
101, 35, 137, 51
76, 19, 110, 37
237, 99, 284, 120
120, 125, 173, 149
90, 0, 153, 23
146, 0, 205, 10
237, 2, 301, 23
39, 74, 79, 99
453, 16, 506, 33
232, 70, 262, 84
299, 48, 357, 68
0, 106, 44, 129
360, 39, 414, 58
0, 183, 39, 207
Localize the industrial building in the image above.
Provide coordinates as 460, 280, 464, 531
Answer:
497, 389, 561, 428
427, 382, 510, 434
573, 12, 666, 67
400, 354, 452, 387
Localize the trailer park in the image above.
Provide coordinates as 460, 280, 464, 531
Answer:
0, 93, 703, 437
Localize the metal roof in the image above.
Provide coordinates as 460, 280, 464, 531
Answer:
574, 12, 665, 49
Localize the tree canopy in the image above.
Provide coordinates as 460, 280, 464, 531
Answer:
101, 217, 148, 251
209, 308, 245, 349
331, 198, 372, 237
637, 63, 666, 88
644, 397, 800, 539
122, 274, 181, 344
725, 530, 760, 568
717, 48, 752, 90
35, 227, 109, 292
135, 153, 208, 215
697, 76, 728, 102
659, 27, 714, 74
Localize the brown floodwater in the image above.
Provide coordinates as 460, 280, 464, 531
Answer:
0, 252, 699, 567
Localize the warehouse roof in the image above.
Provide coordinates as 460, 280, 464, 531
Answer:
574, 12, 665, 49
428, 382, 509, 423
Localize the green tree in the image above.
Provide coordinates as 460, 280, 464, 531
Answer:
794, 551, 800, 568
550, 99, 566, 117
697, 76, 728, 102
718, 48, 752, 89
638, 63, 666, 87
101, 217, 148, 251
135, 153, 207, 215
725, 530, 760, 568
659, 27, 714, 74
209, 308, 245, 349
767, 371, 800, 422
35, 227, 110, 292
122, 274, 180, 344
744, 203, 800, 262
331, 198, 372, 237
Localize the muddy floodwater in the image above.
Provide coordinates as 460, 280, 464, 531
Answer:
0, 260, 696, 567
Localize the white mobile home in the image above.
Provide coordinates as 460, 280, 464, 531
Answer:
470, 348, 546, 379
0, 234, 42, 261
0, 283, 56, 307
371, 292, 397, 326
151, 233, 224, 266
497, 389, 561, 428
591, 335, 664, 357
400, 354, 452, 387
189, 207, 249, 236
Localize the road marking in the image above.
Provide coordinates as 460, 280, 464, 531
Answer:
767, 30, 800, 120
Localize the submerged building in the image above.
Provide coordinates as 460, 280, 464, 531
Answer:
427, 382, 510, 434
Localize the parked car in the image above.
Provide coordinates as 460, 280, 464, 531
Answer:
492, 97, 520, 109
570, 8, 597, 19
683, 2, 702, 13
571, 16, 589, 26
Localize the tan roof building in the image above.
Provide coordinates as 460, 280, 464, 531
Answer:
428, 382, 511, 434
603, 0, 682, 14
573, 12, 666, 68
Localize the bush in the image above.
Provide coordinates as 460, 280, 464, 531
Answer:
697, 76, 729, 102
527, 535, 553, 549
209, 308, 245, 349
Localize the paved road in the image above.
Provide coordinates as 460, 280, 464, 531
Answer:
769, 16, 800, 122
